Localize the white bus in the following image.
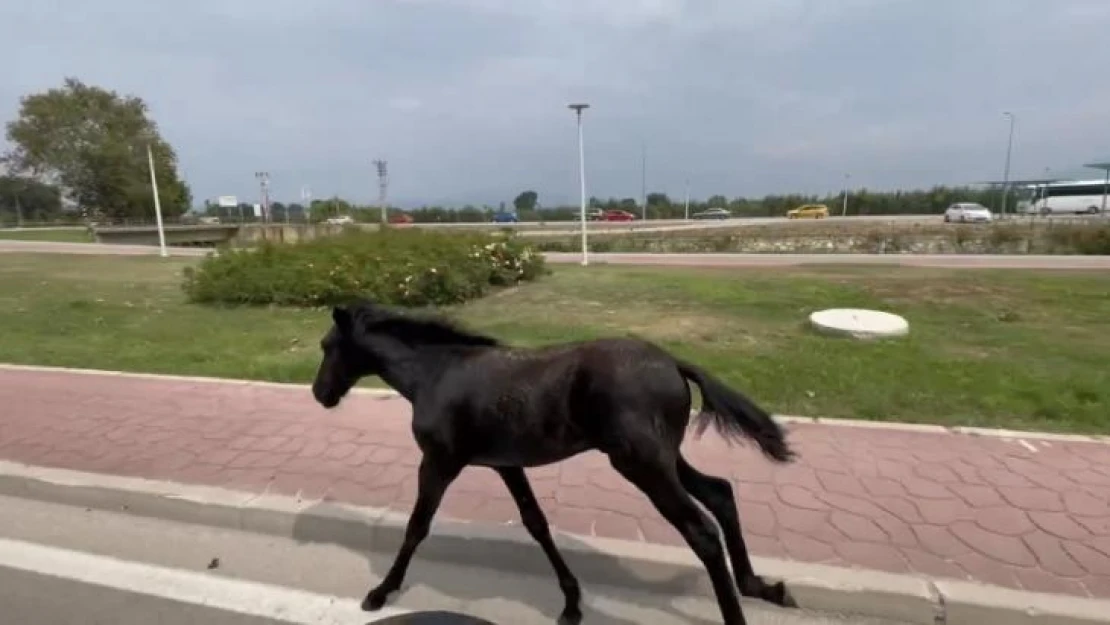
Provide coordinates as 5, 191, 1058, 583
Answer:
1015, 179, 1109, 215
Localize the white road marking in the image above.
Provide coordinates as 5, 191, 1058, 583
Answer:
0, 537, 412, 624
1017, 439, 1039, 453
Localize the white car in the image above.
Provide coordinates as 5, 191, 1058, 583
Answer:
944, 203, 993, 223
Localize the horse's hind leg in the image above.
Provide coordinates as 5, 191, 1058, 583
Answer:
362, 454, 463, 611
677, 456, 792, 607
607, 452, 748, 625
496, 467, 583, 625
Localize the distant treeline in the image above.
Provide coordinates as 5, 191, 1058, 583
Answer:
4, 175, 1002, 226
250, 185, 1001, 224
198, 185, 1001, 224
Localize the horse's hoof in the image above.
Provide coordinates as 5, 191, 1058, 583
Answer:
557, 608, 583, 625
361, 588, 390, 612
765, 580, 794, 608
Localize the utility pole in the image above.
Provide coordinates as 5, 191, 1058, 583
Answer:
373, 159, 388, 226
640, 143, 647, 220
254, 171, 271, 222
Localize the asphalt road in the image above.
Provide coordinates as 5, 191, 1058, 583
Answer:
0, 494, 910, 625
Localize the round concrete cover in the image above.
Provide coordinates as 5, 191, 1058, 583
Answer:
809, 308, 909, 339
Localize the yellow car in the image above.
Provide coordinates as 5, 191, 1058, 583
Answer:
787, 204, 829, 219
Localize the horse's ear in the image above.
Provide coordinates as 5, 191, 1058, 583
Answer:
332, 306, 354, 334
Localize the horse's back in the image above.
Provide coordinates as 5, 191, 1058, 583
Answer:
422, 336, 689, 466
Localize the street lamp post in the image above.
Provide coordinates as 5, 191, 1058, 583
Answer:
1000, 112, 1015, 216
841, 173, 851, 217
146, 144, 168, 257
568, 103, 590, 266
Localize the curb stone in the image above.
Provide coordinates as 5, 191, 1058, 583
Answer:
1, 461, 1109, 625
3, 364, 1107, 445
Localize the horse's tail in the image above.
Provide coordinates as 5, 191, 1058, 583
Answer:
676, 359, 795, 463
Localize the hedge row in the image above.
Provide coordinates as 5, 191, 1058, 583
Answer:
529, 221, 1110, 255
181, 228, 547, 307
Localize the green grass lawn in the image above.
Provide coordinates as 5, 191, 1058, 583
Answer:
0, 228, 93, 243
1, 252, 1107, 433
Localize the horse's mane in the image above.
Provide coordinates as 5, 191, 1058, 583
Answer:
347, 299, 501, 348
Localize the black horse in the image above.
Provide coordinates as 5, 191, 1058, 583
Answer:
311, 299, 796, 625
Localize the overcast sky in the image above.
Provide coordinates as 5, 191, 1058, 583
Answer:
3, 0, 1110, 207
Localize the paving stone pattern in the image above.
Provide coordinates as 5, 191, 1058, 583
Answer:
3, 368, 1110, 598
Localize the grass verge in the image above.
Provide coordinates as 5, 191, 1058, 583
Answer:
1, 252, 1107, 433
0, 228, 93, 243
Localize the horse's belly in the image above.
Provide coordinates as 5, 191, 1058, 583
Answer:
469, 438, 591, 468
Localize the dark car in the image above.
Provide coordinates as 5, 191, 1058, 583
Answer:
491, 212, 519, 223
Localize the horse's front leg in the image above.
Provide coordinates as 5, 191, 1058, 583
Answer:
496, 466, 583, 625
362, 454, 464, 611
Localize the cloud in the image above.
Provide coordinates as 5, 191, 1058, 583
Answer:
1, 0, 1109, 206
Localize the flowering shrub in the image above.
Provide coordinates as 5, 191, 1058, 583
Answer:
181, 228, 547, 307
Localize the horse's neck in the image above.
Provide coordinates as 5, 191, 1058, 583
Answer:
361, 335, 423, 400
364, 337, 470, 401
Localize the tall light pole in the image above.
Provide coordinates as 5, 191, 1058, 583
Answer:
841, 173, 851, 217
1000, 111, 1015, 217
640, 143, 647, 221
568, 103, 590, 266
146, 144, 167, 257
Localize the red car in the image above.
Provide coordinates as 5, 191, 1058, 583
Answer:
601, 210, 636, 221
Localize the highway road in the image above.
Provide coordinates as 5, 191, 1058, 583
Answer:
3, 213, 1100, 237
1, 238, 1108, 269
0, 494, 909, 625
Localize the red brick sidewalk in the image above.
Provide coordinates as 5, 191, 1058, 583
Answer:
3, 367, 1110, 598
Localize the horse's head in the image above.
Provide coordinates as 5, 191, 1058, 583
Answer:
312, 304, 378, 408
312, 299, 501, 407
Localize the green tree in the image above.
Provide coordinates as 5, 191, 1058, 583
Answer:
513, 190, 538, 212
2, 77, 191, 222
309, 197, 354, 222
0, 175, 64, 224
